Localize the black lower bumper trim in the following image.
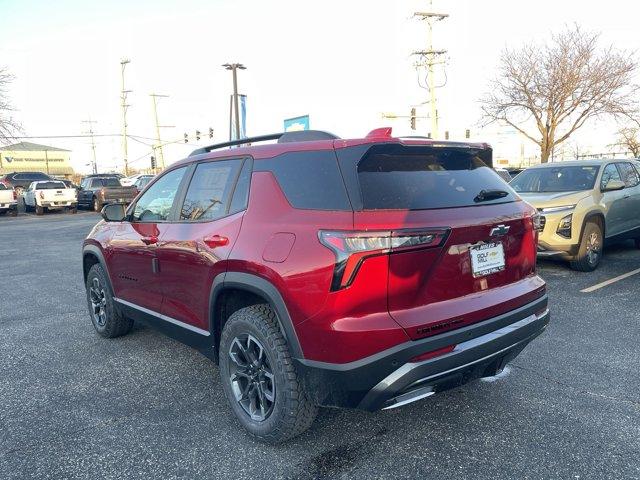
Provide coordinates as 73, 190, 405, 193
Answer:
296, 294, 549, 411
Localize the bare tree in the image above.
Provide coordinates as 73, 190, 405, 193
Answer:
0, 67, 21, 143
481, 26, 638, 163
612, 126, 640, 157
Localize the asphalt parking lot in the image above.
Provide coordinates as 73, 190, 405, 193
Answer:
0, 212, 638, 480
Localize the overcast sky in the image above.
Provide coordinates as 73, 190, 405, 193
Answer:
1, 0, 638, 172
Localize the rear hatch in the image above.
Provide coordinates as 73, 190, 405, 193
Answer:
337, 142, 543, 340
37, 182, 76, 203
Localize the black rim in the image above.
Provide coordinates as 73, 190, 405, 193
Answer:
228, 334, 275, 422
89, 277, 107, 327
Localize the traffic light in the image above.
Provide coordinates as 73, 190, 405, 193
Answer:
465, 129, 470, 139
445, 131, 449, 140
209, 127, 214, 139
150, 156, 156, 169
184, 133, 188, 143
196, 130, 201, 141
410, 107, 416, 130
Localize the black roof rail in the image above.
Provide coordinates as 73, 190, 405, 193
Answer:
189, 130, 340, 157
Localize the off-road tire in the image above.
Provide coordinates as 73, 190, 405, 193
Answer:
219, 304, 318, 443
93, 197, 102, 212
9, 208, 17, 217
68, 205, 78, 214
85, 263, 133, 338
570, 221, 603, 272
35, 204, 44, 216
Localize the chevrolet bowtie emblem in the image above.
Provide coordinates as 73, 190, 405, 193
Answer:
490, 224, 510, 237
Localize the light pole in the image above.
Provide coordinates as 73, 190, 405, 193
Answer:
223, 63, 246, 141
120, 58, 132, 175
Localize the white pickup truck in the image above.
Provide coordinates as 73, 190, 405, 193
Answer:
0, 184, 18, 216
23, 181, 78, 215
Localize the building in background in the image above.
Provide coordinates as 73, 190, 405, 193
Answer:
0, 142, 74, 178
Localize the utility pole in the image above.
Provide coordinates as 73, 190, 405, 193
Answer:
150, 93, 170, 171
120, 58, 132, 176
82, 119, 98, 174
412, 2, 448, 139
223, 63, 246, 141
44, 149, 49, 175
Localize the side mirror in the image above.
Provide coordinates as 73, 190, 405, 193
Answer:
602, 179, 625, 192
101, 203, 127, 222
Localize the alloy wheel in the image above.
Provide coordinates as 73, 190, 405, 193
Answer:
89, 277, 107, 327
586, 231, 600, 266
228, 333, 275, 422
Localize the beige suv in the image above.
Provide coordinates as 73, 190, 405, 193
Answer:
510, 159, 640, 271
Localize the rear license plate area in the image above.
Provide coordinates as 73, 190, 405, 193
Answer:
470, 242, 505, 277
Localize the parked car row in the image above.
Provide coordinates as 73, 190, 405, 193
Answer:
0, 171, 155, 216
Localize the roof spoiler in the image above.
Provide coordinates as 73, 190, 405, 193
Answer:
189, 130, 340, 157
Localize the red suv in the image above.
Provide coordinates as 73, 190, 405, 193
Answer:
82, 128, 549, 442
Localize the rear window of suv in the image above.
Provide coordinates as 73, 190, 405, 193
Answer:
35, 182, 66, 189
355, 145, 516, 210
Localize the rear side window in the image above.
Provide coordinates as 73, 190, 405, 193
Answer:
179, 159, 243, 221
255, 150, 350, 210
356, 145, 516, 210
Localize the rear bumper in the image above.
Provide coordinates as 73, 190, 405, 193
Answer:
296, 294, 549, 411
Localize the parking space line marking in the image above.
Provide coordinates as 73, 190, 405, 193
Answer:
580, 267, 640, 293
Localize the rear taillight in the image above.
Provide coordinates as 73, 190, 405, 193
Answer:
319, 229, 449, 291
100, 188, 106, 197
12, 190, 17, 200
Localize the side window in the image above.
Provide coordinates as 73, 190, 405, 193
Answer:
618, 162, 640, 187
254, 150, 351, 210
600, 164, 622, 190
132, 167, 186, 222
179, 159, 242, 221
80, 178, 89, 189
229, 159, 252, 214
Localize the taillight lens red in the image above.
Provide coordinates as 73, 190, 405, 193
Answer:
12, 190, 17, 200
319, 229, 449, 291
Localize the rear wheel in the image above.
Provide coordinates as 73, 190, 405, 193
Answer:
219, 304, 317, 443
634, 238, 640, 249
85, 264, 133, 337
570, 221, 603, 272
35, 204, 44, 216
68, 205, 78, 214
93, 197, 102, 212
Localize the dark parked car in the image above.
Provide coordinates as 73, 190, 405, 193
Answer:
0, 171, 54, 195
77, 176, 137, 211
82, 128, 550, 443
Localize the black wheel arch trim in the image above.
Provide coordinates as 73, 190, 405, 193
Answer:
82, 244, 115, 292
209, 271, 304, 359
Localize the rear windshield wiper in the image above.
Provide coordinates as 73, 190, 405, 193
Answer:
473, 189, 509, 203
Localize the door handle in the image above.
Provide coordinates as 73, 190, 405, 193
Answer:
203, 235, 229, 248
141, 235, 158, 245
623, 194, 631, 199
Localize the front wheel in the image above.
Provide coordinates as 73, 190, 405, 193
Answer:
85, 264, 133, 337
570, 221, 603, 272
219, 304, 318, 443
